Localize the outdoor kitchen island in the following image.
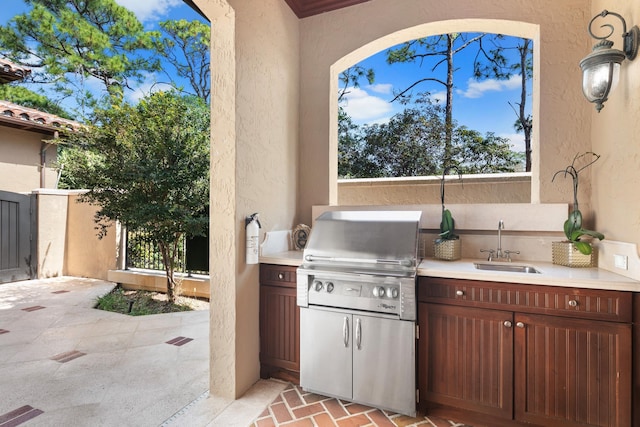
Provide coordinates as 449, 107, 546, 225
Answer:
258, 254, 640, 427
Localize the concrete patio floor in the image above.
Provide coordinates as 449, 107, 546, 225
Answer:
0, 277, 287, 426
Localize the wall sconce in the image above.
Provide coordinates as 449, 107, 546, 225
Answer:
579, 10, 639, 112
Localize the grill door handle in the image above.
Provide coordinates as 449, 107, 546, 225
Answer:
355, 318, 362, 350
343, 317, 349, 347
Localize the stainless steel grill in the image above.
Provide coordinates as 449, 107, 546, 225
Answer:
297, 210, 422, 417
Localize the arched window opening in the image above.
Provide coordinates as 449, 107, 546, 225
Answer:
331, 20, 540, 205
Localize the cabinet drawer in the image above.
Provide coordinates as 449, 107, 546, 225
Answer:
418, 277, 632, 322
260, 263, 298, 288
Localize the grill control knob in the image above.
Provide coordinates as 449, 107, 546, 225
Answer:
326, 282, 334, 293
387, 287, 399, 299
373, 286, 386, 298
313, 281, 323, 292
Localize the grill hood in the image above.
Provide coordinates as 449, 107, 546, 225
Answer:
302, 210, 422, 274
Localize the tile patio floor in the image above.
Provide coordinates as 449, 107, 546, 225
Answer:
0, 276, 473, 427
251, 384, 472, 427
0, 277, 286, 427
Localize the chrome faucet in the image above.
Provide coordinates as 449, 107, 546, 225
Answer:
480, 220, 519, 262
496, 219, 504, 259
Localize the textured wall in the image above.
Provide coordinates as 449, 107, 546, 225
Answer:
35, 190, 68, 278
590, 0, 640, 249
35, 190, 117, 280
0, 127, 58, 192
198, 0, 300, 399
338, 174, 531, 205
64, 193, 117, 280
298, 0, 592, 224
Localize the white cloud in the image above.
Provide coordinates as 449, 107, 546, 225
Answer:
499, 132, 526, 153
127, 73, 175, 102
114, 0, 183, 22
340, 87, 393, 122
457, 75, 522, 99
368, 83, 393, 95
431, 91, 447, 104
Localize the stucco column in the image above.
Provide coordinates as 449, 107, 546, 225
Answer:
200, 0, 239, 399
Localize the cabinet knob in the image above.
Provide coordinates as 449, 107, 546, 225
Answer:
568, 299, 578, 307
516, 322, 525, 328
278, 273, 284, 280
455, 290, 464, 296
503, 320, 513, 328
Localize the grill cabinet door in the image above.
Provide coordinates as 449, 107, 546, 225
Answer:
300, 307, 352, 400
353, 314, 416, 416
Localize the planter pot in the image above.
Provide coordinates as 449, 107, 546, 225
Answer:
434, 239, 461, 261
551, 241, 597, 268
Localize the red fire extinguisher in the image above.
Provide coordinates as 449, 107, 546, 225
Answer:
245, 213, 261, 264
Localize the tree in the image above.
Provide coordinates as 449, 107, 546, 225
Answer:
61, 91, 209, 302
455, 129, 521, 173
386, 33, 486, 167
0, 84, 71, 118
0, 0, 160, 113
358, 101, 445, 177
386, 33, 531, 171
154, 19, 210, 103
338, 94, 521, 178
338, 65, 375, 102
474, 36, 533, 171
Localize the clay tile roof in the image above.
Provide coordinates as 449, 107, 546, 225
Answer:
0, 100, 80, 134
0, 58, 31, 84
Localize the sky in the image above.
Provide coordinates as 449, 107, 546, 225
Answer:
0, 0, 206, 111
1, 2, 530, 154
339, 34, 533, 154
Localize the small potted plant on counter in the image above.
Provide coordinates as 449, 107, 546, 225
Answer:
434, 167, 462, 261
551, 152, 604, 267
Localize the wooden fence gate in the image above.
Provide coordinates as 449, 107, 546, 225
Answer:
0, 191, 36, 284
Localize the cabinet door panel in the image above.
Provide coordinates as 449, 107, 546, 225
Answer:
300, 307, 352, 400
515, 313, 632, 427
260, 285, 300, 370
419, 303, 513, 419
353, 315, 415, 416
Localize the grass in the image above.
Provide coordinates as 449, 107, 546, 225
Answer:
95, 285, 195, 316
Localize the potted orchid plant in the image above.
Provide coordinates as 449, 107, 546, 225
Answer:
551, 152, 604, 267
434, 167, 462, 261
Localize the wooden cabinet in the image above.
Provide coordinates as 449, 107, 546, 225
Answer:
418, 302, 514, 420
515, 313, 631, 427
259, 263, 300, 383
418, 277, 634, 427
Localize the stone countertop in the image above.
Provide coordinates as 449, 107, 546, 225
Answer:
418, 258, 640, 292
260, 250, 304, 267
259, 252, 640, 292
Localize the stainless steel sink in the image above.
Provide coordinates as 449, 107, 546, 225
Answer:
474, 262, 541, 274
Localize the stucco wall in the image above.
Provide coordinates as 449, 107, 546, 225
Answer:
36, 190, 68, 278
34, 190, 117, 280
65, 193, 118, 280
298, 0, 592, 224
338, 174, 531, 205
590, 1, 640, 252
197, 0, 300, 399
0, 127, 58, 192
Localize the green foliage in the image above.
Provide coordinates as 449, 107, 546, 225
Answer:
154, 19, 210, 102
438, 209, 456, 241
338, 65, 375, 102
95, 286, 192, 316
437, 167, 462, 241
338, 95, 522, 178
61, 91, 209, 301
0, 0, 160, 112
0, 85, 71, 118
384, 33, 533, 171
552, 152, 604, 255
455, 129, 521, 173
